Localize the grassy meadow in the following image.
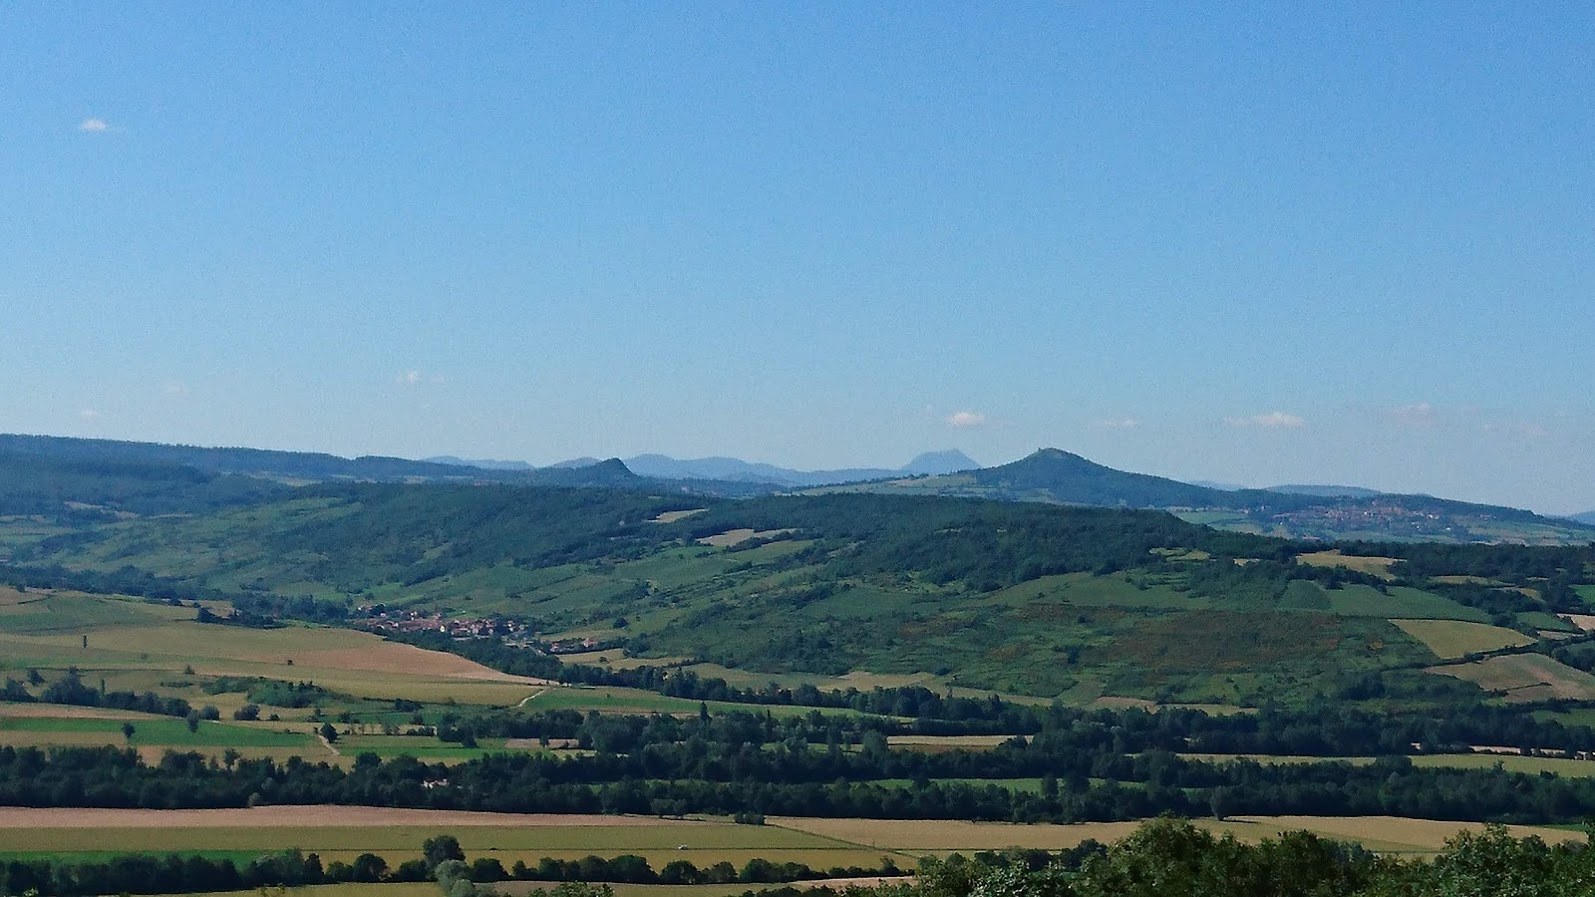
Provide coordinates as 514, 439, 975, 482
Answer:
1428, 653, 1595, 703
1390, 619, 1536, 659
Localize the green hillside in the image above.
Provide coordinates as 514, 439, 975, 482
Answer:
6, 461, 1593, 710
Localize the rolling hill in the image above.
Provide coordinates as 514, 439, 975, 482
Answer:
0, 433, 640, 487
813, 449, 1595, 545
3, 440, 1593, 710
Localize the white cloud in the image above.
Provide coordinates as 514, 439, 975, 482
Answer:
397, 370, 422, 386
1386, 402, 1437, 428
78, 117, 110, 133
1480, 419, 1550, 439
79, 408, 101, 419
163, 381, 188, 395
946, 410, 987, 429
1090, 418, 1139, 430
1225, 411, 1305, 429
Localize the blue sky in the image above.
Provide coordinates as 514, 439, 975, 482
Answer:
4, 3, 1592, 513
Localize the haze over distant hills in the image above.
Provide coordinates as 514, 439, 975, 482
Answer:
1573, 511, 1595, 526
423, 455, 533, 471
1264, 484, 1386, 499
814, 448, 1595, 545
4, 433, 1589, 545
0, 433, 638, 490
618, 449, 980, 487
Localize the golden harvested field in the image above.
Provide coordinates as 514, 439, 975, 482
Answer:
1560, 613, 1595, 632
1429, 653, 1595, 702
1, 807, 1580, 865
1229, 816, 1582, 852
0, 586, 45, 607
0, 592, 544, 707
695, 529, 791, 547
1392, 619, 1535, 659
769, 816, 1146, 851
647, 509, 706, 524
1295, 551, 1398, 580
0, 702, 165, 720
769, 814, 1582, 856
0, 807, 893, 868
0, 807, 698, 829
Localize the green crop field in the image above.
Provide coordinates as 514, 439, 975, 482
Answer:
0, 715, 318, 747
1518, 611, 1580, 633
1180, 752, 1595, 778
1295, 551, 1399, 580
522, 685, 867, 719
991, 572, 1207, 611
1323, 585, 1490, 621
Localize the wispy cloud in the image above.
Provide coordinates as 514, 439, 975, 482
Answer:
1225, 411, 1305, 429
1480, 419, 1550, 439
163, 381, 188, 395
1089, 417, 1139, 430
79, 408, 101, 419
1385, 402, 1438, 428
396, 369, 446, 388
78, 117, 111, 133
946, 410, 987, 429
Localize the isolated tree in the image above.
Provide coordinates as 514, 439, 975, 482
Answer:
422, 835, 465, 871
351, 852, 389, 883
319, 722, 338, 744
121, 722, 135, 742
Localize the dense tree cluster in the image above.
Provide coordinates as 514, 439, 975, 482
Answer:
0, 848, 368, 897
9, 697, 1595, 823
0, 669, 192, 719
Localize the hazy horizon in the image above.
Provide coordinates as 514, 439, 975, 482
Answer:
5, 6, 1592, 514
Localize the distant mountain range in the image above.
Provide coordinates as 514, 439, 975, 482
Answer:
423, 455, 533, 471
616, 449, 980, 487
0, 434, 635, 490
4, 434, 1588, 545
1264, 484, 1386, 499
1189, 480, 1385, 499
813, 448, 1595, 545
